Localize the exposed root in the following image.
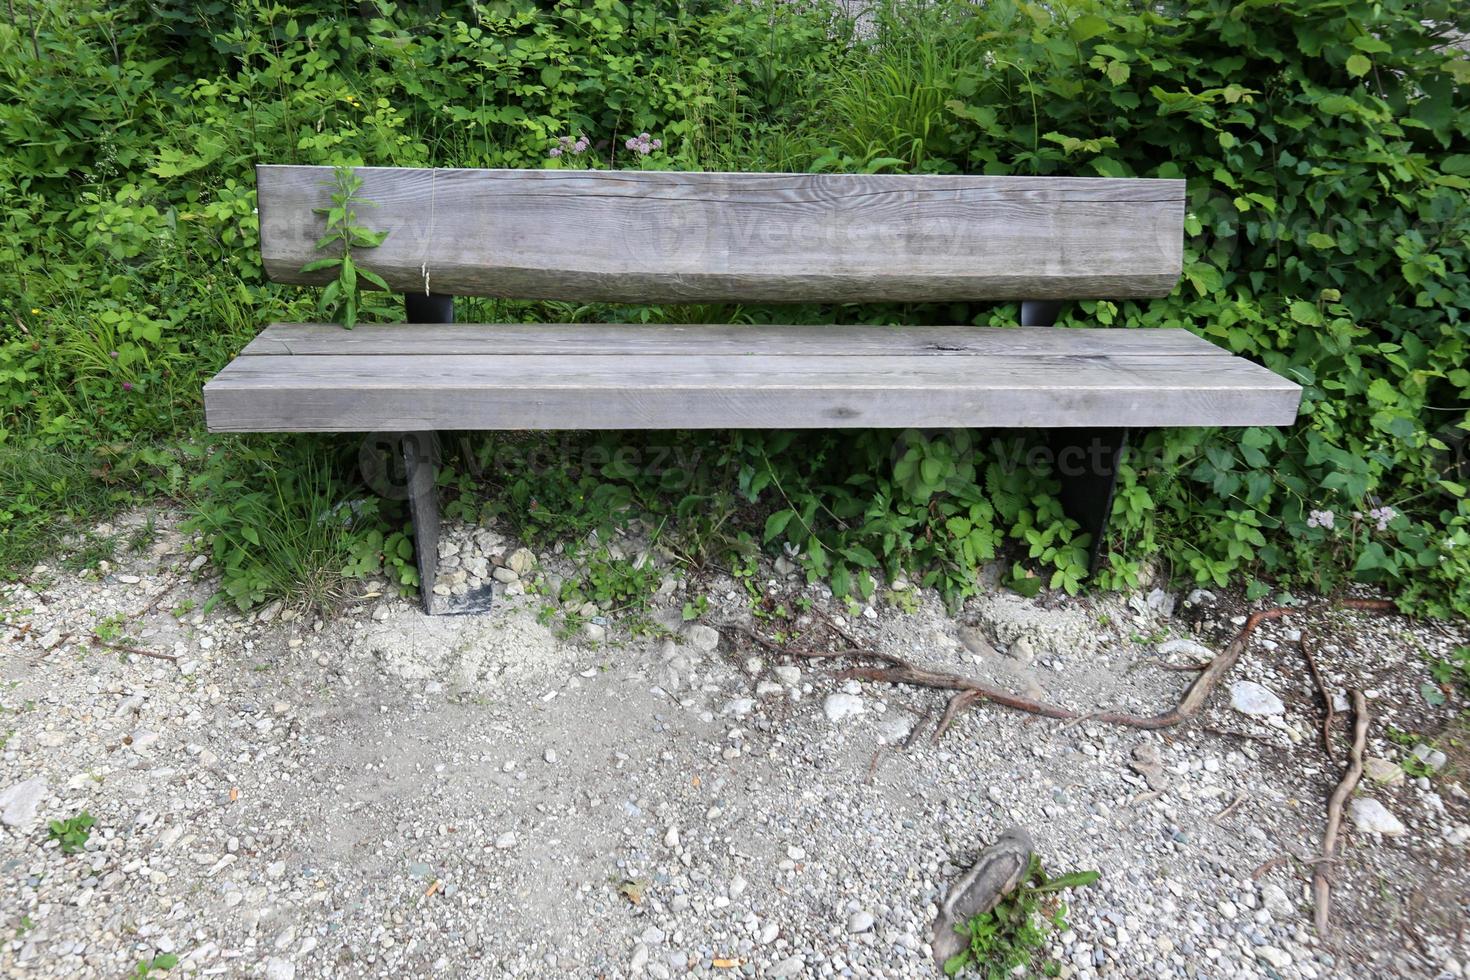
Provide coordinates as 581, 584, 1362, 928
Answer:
725, 598, 1394, 738
845, 599, 1392, 733
1300, 630, 1336, 761
1314, 689, 1368, 934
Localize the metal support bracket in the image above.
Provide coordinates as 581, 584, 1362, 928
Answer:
1021, 300, 1126, 573
393, 293, 490, 615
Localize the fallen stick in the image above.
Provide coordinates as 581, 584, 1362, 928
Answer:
1299, 630, 1336, 761
1313, 689, 1368, 934
90, 636, 178, 662
1213, 791, 1249, 823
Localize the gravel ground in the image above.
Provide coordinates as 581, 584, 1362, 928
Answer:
2, 509, 1468, 979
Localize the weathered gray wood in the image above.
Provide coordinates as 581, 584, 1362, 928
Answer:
204, 347, 1302, 432
240, 322, 1227, 358
256, 166, 1185, 302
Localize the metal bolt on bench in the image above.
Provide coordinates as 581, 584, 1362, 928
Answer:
209, 167, 1302, 614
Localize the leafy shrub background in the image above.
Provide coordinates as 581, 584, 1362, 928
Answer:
1, 0, 1467, 615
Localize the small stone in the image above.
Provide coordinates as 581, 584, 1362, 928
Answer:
1230, 680, 1285, 717
491, 567, 519, 584
773, 666, 800, 686
197, 748, 219, 769
957, 626, 996, 658
630, 944, 649, 974
1257, 947, 1292, 970
1411, 744, 1448, 773
771, 955, 805, 977
264, 957, 296, 980
1349, 798, 1406, 836
664, 826, 680, 849
1260, 882, 1293, 918
507, 548, 536, 575
684, 624, 721, 653
1158, 638, 1214, 661
1145, 588, 1176, 617
0, 778, 47, 830
178, 659, 200, 677
128, 728, 160, 752
1364, 757, 1404, 786
1008, 637, 1036, 665
758, 922, 779, 945
266, 861, 286, 880
117, 573, 141, 584
543, 748, 558, 765
495, 831, 517, 849
755, 681, 784, 698
846, 910, 875, 933
822, 692, 865, 724
582, 622, 606, 644
722, 698, 755, 719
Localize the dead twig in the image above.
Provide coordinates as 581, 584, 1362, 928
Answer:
1251, 853, 1290, 881
90, 636, 178, 662
1299, 630, 1335, 762
1313, 689, 1368, 934
1212, 791, 1249, 823
902, 710, 932, 751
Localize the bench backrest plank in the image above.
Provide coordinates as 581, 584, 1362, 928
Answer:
257, 166, 1185, 304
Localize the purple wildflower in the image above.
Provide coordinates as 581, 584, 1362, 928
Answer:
624, 132, 662, 156
122, 381, 134, 392
109, 350, 119, 359
1368, 505, 1397, 531
1306, 509, 1335, 530
549, 134, 590, 159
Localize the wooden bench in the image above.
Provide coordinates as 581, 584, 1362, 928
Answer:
206, 166, 1302, 614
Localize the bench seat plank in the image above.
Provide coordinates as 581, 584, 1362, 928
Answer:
240, 322, 1229, 358
206, 326, 1300, 432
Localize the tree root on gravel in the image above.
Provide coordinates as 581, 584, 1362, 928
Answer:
1299, 630, 1337, 761
722, 598, 1393, 740
1313, 689, 1368, 934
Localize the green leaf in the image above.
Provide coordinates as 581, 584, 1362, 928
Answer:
763, 509, 795, 542
1069, 14, 1108, 42
1345, 54, 1371, 78
1032, 869, 1100, 892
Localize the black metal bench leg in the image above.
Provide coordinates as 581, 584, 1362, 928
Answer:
1048, 427, 1128, 573
399, 431, 443, 615
1020, 300, 1124, 574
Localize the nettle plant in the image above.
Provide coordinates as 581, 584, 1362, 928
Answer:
302, 166, 390, 330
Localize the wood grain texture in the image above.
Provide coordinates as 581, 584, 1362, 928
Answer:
256, 166, 1185, 302
240, 322, 1227, 358
204, 345, 1302, 433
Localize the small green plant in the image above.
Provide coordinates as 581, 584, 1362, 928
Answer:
300, 165, 389, 330
47, 811, 96, 854
1428, 645, 1470, 700
93, 613, 127, 643
943, 855, 1100, 978
130, 953, 179, 977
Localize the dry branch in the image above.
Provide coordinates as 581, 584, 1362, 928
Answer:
1313, 689, 1368, 934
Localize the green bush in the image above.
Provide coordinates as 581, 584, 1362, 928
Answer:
1, 0, 1467, 615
